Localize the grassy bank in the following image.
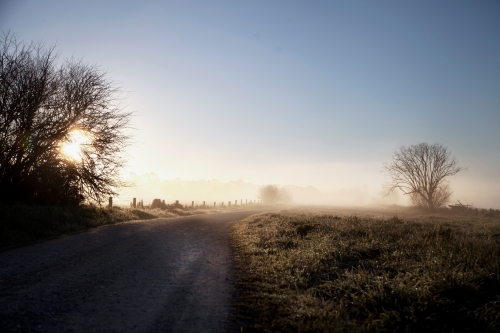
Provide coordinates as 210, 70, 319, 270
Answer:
1, 202, 261, 250
231, 210, 500, 332
0, 203, 242, 250
0, 204, 158, 250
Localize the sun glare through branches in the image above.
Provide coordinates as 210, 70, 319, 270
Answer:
59, 129, 93, 162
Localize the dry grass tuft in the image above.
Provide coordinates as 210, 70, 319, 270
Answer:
231, 210, 500, 332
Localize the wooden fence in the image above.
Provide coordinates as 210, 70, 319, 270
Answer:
107, 197, 261, 209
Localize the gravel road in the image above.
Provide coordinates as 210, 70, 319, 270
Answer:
0, 210, 263, 333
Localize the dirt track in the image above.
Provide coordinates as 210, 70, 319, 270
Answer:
0, 210, 263, 332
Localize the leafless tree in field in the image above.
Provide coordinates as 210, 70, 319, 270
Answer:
0, 32, 132, 205
383, 143, 465, 211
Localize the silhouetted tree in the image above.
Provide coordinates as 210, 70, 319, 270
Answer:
383, 143, 465, 211
0, 33, 131, 205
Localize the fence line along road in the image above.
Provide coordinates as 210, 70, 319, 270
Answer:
109, 197, 262, 209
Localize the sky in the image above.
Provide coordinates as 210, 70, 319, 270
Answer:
1, 1, 499, 207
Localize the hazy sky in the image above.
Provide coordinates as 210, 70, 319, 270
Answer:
2, 1, 499, 207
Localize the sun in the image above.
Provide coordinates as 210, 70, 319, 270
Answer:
60, 129, 93, 162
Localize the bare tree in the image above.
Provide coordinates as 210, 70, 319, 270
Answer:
383, 143, 465, 211
0, 32, 131, 205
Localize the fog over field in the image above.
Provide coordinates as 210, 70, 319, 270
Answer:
116, 173, 402, 207
2, 1, 499, 209
116, 172, 485, 209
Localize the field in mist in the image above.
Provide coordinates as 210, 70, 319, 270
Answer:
116, 173, 403, 208
231, 207, 500, 332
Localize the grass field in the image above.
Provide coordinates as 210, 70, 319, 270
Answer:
231, 208, 500, 332
0, 202, 252, 251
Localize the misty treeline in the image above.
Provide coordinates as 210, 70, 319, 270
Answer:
0, 33, 131, 205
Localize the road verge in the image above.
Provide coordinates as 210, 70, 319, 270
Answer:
231, 210, 500, 332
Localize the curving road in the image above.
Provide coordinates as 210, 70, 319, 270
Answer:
0, 210, 263, 333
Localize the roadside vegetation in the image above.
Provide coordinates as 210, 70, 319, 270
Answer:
231, 209, 500, 332
0, 33, 132, 206
0, 203, 151, 250
0, 202, 254, 250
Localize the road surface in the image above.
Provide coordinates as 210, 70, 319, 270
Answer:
0, 210, 263, 332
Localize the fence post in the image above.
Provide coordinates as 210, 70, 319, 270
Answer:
133, 198, 136, 208
192, 201, 194, 209
203, 201, 205, 207
108, 197, 112, 208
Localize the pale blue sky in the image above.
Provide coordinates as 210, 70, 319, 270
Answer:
2, 1, 499, 207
